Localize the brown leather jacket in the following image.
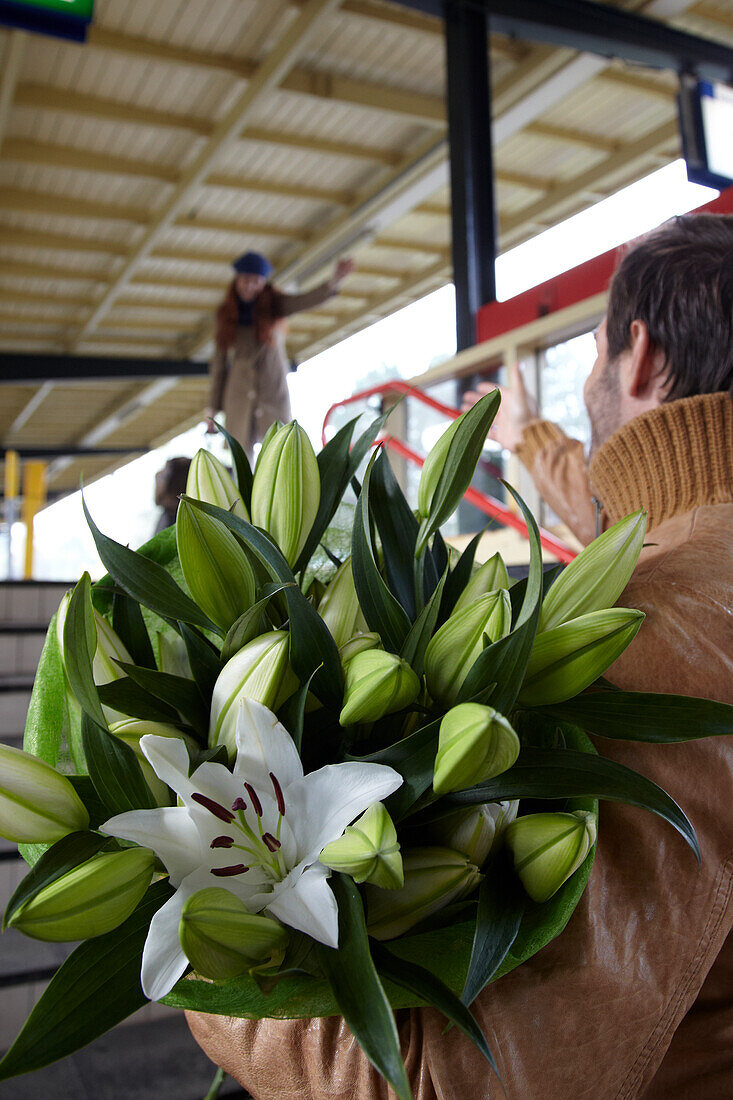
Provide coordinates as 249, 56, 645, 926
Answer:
188, 393, 733, 1099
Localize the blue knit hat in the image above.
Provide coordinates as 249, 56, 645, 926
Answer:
232, 251, 273, 277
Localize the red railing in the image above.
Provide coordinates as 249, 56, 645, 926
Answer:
321, 380, 577, 564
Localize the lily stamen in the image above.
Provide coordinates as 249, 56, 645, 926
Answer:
211, 864, 249, 877
192, 793, 235, 824
262, 832, 281, 852
270, 772, 286, 815
210, 836, 234, 849
244, 783, 263, 817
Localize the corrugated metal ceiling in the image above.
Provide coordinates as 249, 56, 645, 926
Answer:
0, 0, 730, 497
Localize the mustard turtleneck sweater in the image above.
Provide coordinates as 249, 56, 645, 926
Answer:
517, 391, 733, 534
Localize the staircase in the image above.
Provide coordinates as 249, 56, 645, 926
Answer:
0, 581, 247, 1098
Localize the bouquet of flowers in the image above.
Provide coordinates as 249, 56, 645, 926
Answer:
1, 394, 730, 1096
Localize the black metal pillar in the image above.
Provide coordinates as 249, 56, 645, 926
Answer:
444, 0, 498, 352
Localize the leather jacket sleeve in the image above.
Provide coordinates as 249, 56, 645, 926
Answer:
516, 419, 600, 546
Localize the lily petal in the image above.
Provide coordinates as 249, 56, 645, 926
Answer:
266, 863, 339, 947
101, 807, 202, 885
234, 700, 303, 791
286, 763, 402, 864
141, 735, 243, 816
141, 870, 209, 1000
140, 735, 196, 802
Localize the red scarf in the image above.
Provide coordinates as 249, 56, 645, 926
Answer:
215, 281, 286, 352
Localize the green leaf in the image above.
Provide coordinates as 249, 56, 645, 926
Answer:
179, 622, 223, 699
112, 591, 156, 669
214, 418, 254, 513
400, 568, 448, 678
314, 876, 410, 1100
0, 881, 173, 1082
293, 415, 357, 575
457, 483, 543, 713
97, 678, 180, 724
220, 582, 294, 663
68, 777, 112, 829
277, 667, 320, 754
536, 691, 733, 743
351, 718, 441, 822
416, 390, 501, 556
115, 661, 209, 737
443, 747, 700, 860
352, 452, 412, 653
373, 943, 498, 1079
4, 831, 116, 929
23, 613, 71, 771
63, 573, 107, 729
440, 529, 485, 622
294, 407, 393, 575
182, 498, 342, 704
461, 856, 525, 1006
82, 496, 219, 634
371, 452, 419, 619
82, 712, 157, 815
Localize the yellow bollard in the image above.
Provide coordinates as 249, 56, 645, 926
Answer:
22, 461, 47, 580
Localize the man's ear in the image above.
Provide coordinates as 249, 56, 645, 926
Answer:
624, 320, 668, 399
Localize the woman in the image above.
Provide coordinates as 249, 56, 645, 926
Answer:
205, 251, 354, 455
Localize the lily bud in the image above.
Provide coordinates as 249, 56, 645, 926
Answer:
518, 608, 644, 706
254, 420, 284, 473
366, 847, 481, 940
9, 848, 155, 941
433, 703, 520, 795
319, 803, 403, 889
453, 553, 510, 614
417, 417, 461, 518
505, 810, 597, 902
339, 649, 420, 727
179, 888, 287, 980
250, 422, 320, 567
318, 558, 369, 648
109, 720, 194, 806
539, 510, 647, 631
176, 499, 256, 632
0, 743, 89, 843
209, 631, 298, 758
424, 590, 512, 705
56, 593, 131, 722
427, 801, 518, 866
339, 632, 382, 666
187, 449, 248, 521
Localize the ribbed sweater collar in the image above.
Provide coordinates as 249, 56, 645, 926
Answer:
589, 392, 733, 532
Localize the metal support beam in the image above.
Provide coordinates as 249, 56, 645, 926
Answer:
0, 354, 207, 384
7, 446, 147, 459
392, 0, 733, 81
445, 1, 497, 350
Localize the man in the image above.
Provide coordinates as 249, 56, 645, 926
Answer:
188, 214, 733, 1098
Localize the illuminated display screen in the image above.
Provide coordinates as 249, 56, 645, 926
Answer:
0, 0, 93, 39
699, 82, 733, 186
679, 76, 733, 192
12, 0, 93, 14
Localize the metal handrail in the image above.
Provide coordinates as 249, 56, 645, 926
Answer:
321, 380, 577, 563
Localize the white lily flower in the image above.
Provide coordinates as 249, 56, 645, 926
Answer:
101, 699, 402, 1001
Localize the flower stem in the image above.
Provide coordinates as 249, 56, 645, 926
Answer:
204, 1066, 226, 1100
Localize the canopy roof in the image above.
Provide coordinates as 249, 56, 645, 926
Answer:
0, 0, 730, 496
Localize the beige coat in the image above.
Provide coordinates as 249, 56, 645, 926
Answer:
208, 281, 335, 455
188, 394, 733, 1100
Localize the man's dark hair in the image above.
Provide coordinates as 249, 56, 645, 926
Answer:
606, 213, 733, 400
